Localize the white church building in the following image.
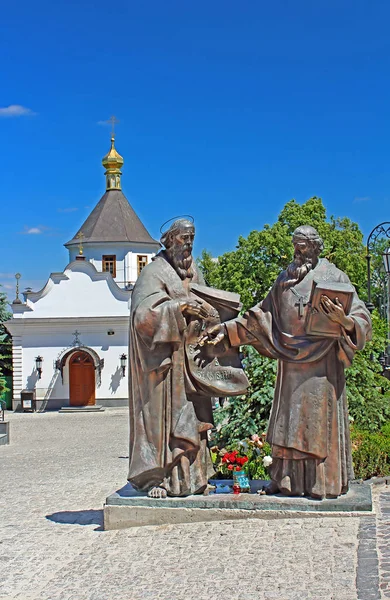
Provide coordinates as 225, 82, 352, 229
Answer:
6, 135, 160, 411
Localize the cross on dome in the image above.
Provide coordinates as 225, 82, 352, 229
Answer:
102, 122, 124, 191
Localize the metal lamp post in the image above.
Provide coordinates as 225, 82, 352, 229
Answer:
383, 246, 390, 277
381, 247, 390, 373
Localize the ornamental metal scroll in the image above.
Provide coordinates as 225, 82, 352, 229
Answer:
54, 346, 104, 386
367, 222, 390, 252
366, 222, 390, 313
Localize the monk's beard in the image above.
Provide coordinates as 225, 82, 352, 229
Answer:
168, 244, 194, 280
281, 253, 314, 290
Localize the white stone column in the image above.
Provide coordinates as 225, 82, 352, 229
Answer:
12, 335, 23, 410
124, 251, 133, 285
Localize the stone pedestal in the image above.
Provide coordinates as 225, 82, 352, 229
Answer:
0, 421, 10, 445
103, 480, 372, 530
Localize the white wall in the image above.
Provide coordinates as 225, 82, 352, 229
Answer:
10, 320, 129, 409
19, 261, 131, 319
6, 260, 132, 409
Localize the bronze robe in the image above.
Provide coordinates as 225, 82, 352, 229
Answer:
225, 259, 372, 498
128, 252, 215, 496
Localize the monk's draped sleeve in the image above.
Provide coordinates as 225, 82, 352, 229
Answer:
131, 273, 187, 373
131, 259, 206, 373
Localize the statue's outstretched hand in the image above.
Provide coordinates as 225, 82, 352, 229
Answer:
179, 298, 211, 319
319, 295, 355, 332
198, 323, 226, 346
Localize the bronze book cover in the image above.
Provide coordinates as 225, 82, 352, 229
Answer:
305, 280, 354, 338
187, 283, 249, 396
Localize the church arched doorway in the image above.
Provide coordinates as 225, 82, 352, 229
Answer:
69, 351, 96, 406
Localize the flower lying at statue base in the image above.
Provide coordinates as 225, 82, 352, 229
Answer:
210, 433, 272, 480
221, 450, 249, 470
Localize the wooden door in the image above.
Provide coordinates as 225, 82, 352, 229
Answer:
69, 351, 95, 406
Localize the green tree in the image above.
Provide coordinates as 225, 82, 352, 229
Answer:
0, 287, 12, 395
199, 197, 389, 438
200, 197, 367, 311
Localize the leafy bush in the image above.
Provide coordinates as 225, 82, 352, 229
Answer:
211, 426, 390, 482
346, 311, 390, 431
351, 424, 390, 480
0, 375, 9, 397
213, 346, 276, 447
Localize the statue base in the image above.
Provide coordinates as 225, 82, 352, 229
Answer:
103, 480, 372, 530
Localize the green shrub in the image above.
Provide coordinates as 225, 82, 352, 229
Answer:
351, 425, 390, 480
0, 375, 8, 397
212, 346, 277, 448
346, 312, 390, 432
211, 425, 390, 482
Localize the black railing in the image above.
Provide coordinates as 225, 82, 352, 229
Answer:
115, 281, 135, 290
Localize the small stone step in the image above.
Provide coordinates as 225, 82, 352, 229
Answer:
0, 433, 9, 445
59, 405, 105, 413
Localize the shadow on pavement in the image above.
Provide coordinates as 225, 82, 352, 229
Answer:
46, 509, 103, 530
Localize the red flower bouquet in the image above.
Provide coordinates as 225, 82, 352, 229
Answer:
221, 450, 249, 471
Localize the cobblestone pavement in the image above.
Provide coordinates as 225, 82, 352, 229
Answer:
377, 489, 390, 598
0, 408, 384, 600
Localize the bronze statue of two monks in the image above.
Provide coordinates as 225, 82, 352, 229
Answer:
128, 218, 372, 500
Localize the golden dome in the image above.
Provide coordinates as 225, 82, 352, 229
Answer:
102, 136, 124, 190
102, 136, 124, 169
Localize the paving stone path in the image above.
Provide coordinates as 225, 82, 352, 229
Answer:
0, 408, 386, 599
377, 489, 390, 598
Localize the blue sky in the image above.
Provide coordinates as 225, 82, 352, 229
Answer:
1, 0, 390, 298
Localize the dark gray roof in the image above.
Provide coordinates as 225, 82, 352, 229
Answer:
65, 190, 159, 247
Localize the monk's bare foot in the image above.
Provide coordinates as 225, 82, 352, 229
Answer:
203, 483, 216, 496
279, 475, 293, 496
147, 486, 167, 499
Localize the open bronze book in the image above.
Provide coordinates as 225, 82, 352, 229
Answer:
185, 283, 249, 396
305, 280, 354, 338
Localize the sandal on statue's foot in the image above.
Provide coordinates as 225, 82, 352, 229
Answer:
264, 480, 279, 495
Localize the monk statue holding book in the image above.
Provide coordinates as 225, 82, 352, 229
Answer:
128, 217, 249, 498
199, 225, 372, 499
